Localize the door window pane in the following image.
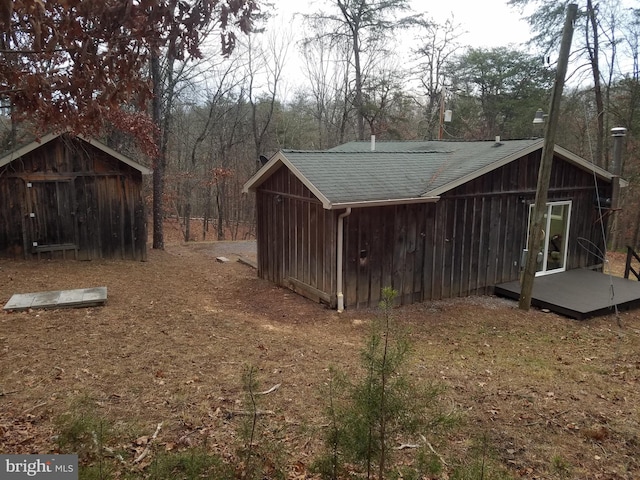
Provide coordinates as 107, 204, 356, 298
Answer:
528, 201, 571, 275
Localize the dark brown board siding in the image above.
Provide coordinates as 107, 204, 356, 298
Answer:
0, 135, 147, 260
254, 150, 609, 309
256, 167, 336, 306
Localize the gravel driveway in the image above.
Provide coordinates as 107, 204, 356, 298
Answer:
187, 240, 257, 261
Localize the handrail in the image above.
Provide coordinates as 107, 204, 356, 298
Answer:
624, 246, 640, 280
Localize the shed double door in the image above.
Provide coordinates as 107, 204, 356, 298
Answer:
25, 180, 78, 250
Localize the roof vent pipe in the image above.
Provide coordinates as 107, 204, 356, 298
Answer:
371, 135, 376, 151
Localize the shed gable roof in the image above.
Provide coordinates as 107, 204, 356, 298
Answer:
244, 140, 618, 209
0, 132, 152, 175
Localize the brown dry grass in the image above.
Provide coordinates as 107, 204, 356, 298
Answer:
0, 238, 639, 479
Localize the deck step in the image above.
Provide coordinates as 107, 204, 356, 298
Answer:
3, 287, 107, 311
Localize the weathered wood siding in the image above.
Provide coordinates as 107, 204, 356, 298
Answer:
0, 135, 147, 260
342, 151, 609, 308
256, 168, 337, 305
0, 176, 24, 257
343, 203, 428, 308
255, 151, 609, 309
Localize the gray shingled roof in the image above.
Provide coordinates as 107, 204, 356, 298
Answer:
328, 140, 459, 152
286, 140, 542, 205
244, 139, 616, 209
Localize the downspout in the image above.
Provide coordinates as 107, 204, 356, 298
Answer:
336, 207, 352, 312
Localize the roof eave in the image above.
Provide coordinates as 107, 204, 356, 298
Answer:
423, 141, 625, 197
0, 132, 61, 169
242, 152, 280, 193
78, 135, 152, 175
423, 140, 545, 197
0, 132, 152, 175
243, 151, 333, 208
553, 145, 626, 185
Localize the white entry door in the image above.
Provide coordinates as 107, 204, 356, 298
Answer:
527, 201, 572, 275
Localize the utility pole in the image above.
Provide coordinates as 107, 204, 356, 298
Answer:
519, 3, 578, 310
438, 89, 445, 140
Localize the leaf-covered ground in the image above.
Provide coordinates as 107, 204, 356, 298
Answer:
0, 239, 638, 479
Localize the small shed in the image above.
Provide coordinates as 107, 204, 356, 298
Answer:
0, 132, 151, 260
243, 139, 620, 310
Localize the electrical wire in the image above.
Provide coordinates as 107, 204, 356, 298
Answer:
582, 102, 623, 328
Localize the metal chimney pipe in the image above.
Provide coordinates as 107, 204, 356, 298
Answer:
610, 127, 627, 210
610, 127, 627, 176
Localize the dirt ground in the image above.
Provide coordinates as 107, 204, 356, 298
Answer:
0, 231, 639, 479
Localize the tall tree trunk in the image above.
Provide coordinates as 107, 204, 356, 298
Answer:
151, 45, 177, 250
184, 202, 191, 242
216, 179, 226, 240
9, 102, 17, 149
151, 51, 165, 250
353, 31, 365, 140
202, 185, 212, 241
587, 0, 605, 167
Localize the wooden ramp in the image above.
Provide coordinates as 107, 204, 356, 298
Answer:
3, 287, 107, 312
494, 269, 640, 319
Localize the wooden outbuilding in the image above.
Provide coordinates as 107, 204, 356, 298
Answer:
0, 132, 151, 260
243, 139, 621, 310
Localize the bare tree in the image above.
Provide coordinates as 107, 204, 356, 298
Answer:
360, 62, 412, 137
304, 0, 420, 140
180, 59, 246, 241
243, 27, 291, 168
301, 16, 354, 148
148, 0, 258, 250
412, 16, 464, 139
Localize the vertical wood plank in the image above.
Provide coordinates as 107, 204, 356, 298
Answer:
369, 208, 383, 305
309, 202, 318, 289
432, 201, 446, 300
477, 193, 490, 293
344, 213, 358, 308
380, 207, 394, 297
422, 203, 436, 301
402, 205, 416, 304
454, 198, 469, 297
356, 209, 370, 307
412, 204, 426, 302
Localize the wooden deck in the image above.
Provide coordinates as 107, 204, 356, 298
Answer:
494, 269, 640, 319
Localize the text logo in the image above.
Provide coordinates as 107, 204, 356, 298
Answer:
1, 455, 78, 479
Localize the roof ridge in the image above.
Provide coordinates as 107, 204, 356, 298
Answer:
283, 149, 451, 154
